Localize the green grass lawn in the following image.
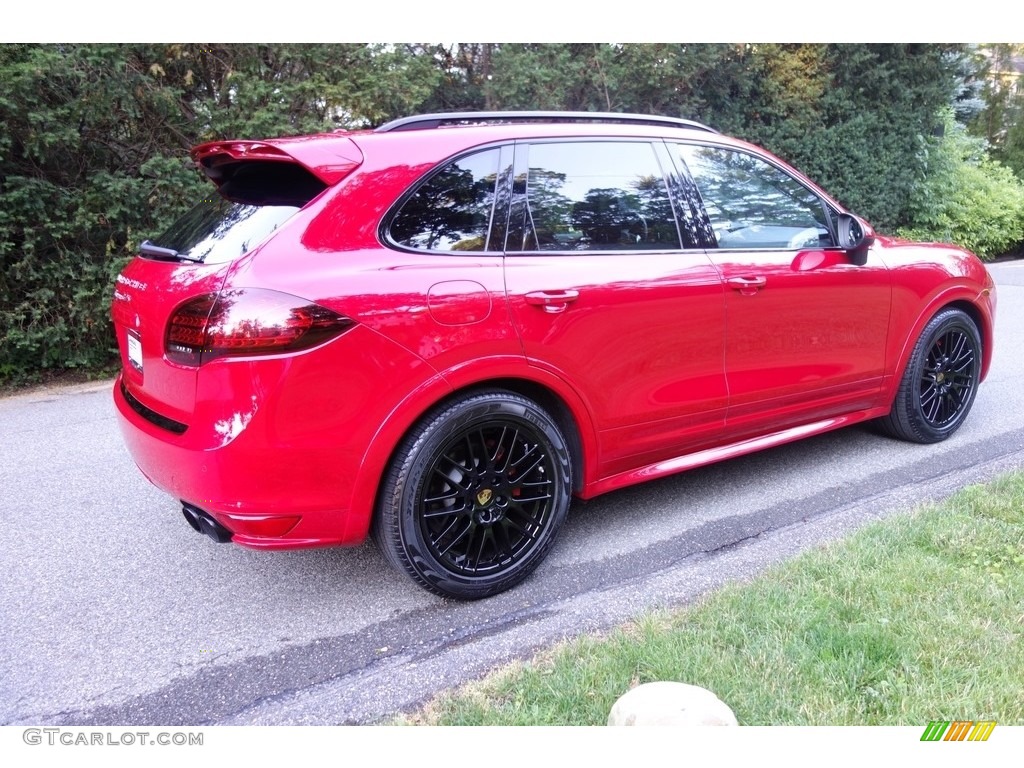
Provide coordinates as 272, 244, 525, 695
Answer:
408, 471, 1024, 726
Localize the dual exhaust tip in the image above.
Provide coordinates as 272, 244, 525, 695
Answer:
181, 502, 233, 543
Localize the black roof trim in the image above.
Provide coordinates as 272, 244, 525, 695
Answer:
375, 111, 718, 134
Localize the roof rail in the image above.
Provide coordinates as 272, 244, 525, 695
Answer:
375, 111, 718, 134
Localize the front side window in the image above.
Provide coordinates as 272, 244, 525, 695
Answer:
678, 144, 834, 250
520, 142, 679, 251
389, 149, 501, 251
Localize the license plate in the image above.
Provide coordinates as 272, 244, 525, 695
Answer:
127, 331, 143, 373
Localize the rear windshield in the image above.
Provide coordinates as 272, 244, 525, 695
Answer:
146, 160, 328, 264
150, 200, 299, 264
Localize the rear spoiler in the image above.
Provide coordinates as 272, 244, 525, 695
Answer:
191, 135, 364, 187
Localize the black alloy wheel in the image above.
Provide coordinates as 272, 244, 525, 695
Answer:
374, 391, 572, 599
918, 325, 977, 429
877, 308, 982, 444
419, 421, 557, 576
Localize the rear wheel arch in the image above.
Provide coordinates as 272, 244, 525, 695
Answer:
372, 378, 589, 507
473, 378, 586, 495
347, 372, 595, 544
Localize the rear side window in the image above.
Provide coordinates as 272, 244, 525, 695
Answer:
519, 142, 679, 251
389, 149, 501, 251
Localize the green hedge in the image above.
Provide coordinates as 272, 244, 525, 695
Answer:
898, 113, 1024, 260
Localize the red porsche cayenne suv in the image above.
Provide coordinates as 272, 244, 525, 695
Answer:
112, 111, 996, 599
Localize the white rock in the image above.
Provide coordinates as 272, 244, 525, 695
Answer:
607, 681, 738, 726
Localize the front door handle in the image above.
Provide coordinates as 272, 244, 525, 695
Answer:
525, 290, 580, 314
727, 276, 767, 296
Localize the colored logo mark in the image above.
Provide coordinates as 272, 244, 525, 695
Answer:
920, 720, 996, 741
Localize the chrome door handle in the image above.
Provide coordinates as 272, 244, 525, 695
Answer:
727, 276, 766, 295
524, 290, 580, 313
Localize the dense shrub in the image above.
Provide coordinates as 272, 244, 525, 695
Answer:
0, 44, 436, 383
0, 46, 205, 380
898, 113, 1024, 260
739, 44, 967, 233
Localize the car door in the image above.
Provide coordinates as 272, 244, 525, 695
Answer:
503, 139, 728, 478
674, 143, 892, 437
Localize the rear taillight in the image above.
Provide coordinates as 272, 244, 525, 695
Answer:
165, 289, 353, 366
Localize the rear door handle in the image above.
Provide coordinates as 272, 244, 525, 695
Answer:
525, 290, 580, 314
727, 276, 767, 295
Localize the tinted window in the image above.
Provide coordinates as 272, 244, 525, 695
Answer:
390, 149, 501, 251
521, 142, 679, 251
152, 200, 299, 265
678, 145, 834, 249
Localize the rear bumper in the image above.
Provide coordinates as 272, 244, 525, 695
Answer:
114, 368, 361, 549
112, 324, 452, 550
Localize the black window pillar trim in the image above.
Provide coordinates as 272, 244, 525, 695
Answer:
504, 141, 532, 253
665, 141, 720, 250
488, 144, 515, 254
654, 140, 707, 250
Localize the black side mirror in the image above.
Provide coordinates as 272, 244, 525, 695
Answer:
836, 213, 874, 266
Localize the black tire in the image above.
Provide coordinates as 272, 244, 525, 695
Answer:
372, 390, 572, 600
876, 308, 981, 444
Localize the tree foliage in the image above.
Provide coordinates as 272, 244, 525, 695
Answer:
0, 43, 438, 379
0, 44, 201, 376
971, 44, 1024, 179
899, 112, 1024, 259
420, 43, 969, 232
1, 42, 1017, 382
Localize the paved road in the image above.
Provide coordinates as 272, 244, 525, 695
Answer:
3, 263, 1024, 725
